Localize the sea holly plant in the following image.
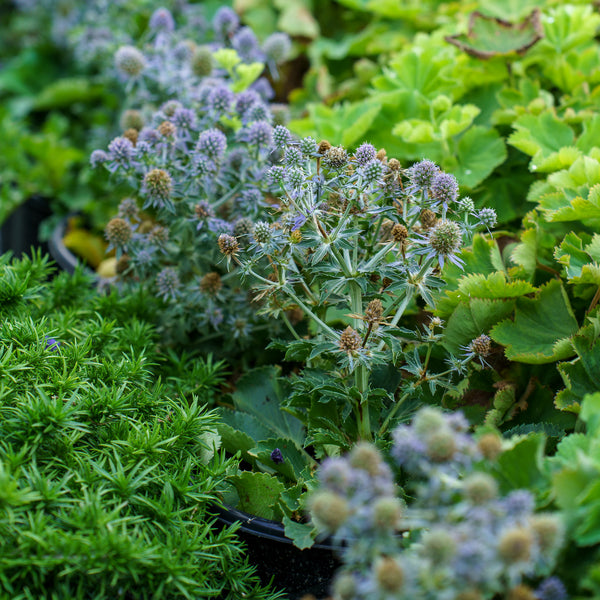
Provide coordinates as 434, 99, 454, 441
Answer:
212, 138, 499, 541
94, 43, 292, 351
310, 406, 567, 599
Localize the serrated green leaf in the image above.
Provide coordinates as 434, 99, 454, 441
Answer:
508, 111, 575, 160
556, 338, 600, 413
555, 232, 600, 286
282, 515, 316, 549
445, 9, 544, 59
490, 279, 579, 363
231, 471, 285, 520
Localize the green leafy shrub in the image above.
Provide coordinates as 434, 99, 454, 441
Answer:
0, 252, 282, 600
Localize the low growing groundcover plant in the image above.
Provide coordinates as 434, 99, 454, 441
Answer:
0, 252, 283, 600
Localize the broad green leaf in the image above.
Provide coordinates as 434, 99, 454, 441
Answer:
32, 78, 102, 110
556, 338, 600, 413
230, 471, 285, 520
443, 298, 516, 353
249, 437, 314, 482
218, 409, 275, 448
581, 392, 600, 437
276, 2, 319, 38
493, 434, 547, 495
439, 104, 480, 139
445, 9, 544, 59
232, 366, 305, 446
212, 48, 241, 72
340, 101, 382, 148
478, 0, 548, 21
453, 126, 507, 189
455, 271, 536, 302
490, 279, 579, 363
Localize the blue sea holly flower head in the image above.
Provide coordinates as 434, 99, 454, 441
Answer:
114, 45, 146, 79
149, 8, 175, 33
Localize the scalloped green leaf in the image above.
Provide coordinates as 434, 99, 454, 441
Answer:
508, 111, 575, 159
230, 471, 285, 520
443, 298, 516, 353
282, 516, 315, 550
490, 279, 579, 364
445, 10, 543, 59
556, 337, 600, 413
555, 232, 600, 286
454, 271, 536, 302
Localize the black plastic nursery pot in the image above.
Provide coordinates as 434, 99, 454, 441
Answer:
0, 195, 52, 257
213, 504, 340, 600
48, 213, 80, 274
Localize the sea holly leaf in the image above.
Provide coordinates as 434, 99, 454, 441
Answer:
230, 471, 285, 520
490, 279, 579, 364
445, 9, 544, 59
231, 366, 305, 446
508, 111, 575, 162
443, 298, 516, 353
452, 126, 507, 189
556, 337, 600, 413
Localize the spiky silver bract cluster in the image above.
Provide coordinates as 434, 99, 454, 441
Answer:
312, 406, 566, 600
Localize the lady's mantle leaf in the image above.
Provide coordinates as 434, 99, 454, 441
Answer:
490, 279, 579, 363
230, 471, 285, 520
445, 9, 543, 59
556, 336, 600, 413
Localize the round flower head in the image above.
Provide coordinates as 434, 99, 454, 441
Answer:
191, 46, 213, 77
339, 326, 362, 353
247, 121, 273, 148
420, 527, 457, 566
90, 149, 108, 168
161, 100, 182, 118
118, 198, 139, 221
431, 172, 459, 207
354, 142, 377, 166
273, 125, 292, 148
463, 472, 498, 505
253, 221, 271, 244
197, 128, 227, 161
360, 158, 384, 185
364, 298, 383, 326
195, 201, 215, 220
535, 577, 567, 600
114, 45, 146, 78
149, 8, 175, 32
138, 127, 161, 146
235, 90, 261, 118
105, 217, 132, 248
427, 219, 463, 268
408, 159, 440, 190
158, 120, 176, 139
300, 136, 318, 157
120, 109, 144, 131
142, 169, 173, 207
172, 107, 196, 131
323, 146, 348, 170
284, 146, 303, 168
212, 6, 239, 40
247, 101, 271, 123
200, 272, 222, 295
232, 26, 260, 62
218, 233, 239, 257
309, 490, 350, 532
498, 526, 534, 566
374, 556, 404, 593
108, 136, 134, 166
208, 84, 234, 115
155, 267, 180, 302
262, 32, 291, 64
267, 166, 285, 184
477, 207, 497, 229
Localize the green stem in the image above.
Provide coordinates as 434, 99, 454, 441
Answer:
377, 288, 414, 353
285, 288, 337, 338
363, 241, 396, 272
378, 391, 411, 438
280, 311, 301, 341
213, 183, 242, 209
